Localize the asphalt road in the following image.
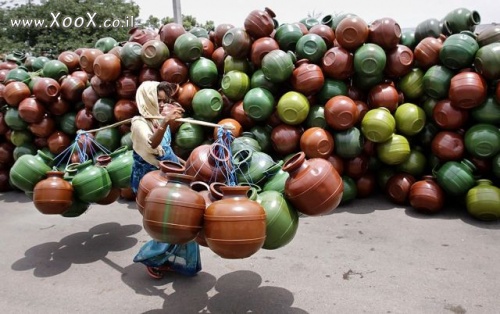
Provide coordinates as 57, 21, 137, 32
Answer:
1, 191, 499, 313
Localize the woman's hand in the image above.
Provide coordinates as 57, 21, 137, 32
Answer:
160, 103, 184, 126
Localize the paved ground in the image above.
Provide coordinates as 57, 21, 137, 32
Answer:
1, 190, 499, 314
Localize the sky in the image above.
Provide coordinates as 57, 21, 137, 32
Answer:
134, 0, 499, 29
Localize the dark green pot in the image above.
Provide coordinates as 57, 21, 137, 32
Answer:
295, 33, 327, 64
299, 17, 319, 30
433, 159, 476, 196
472, 96, 500, 125
95, 127, 121, 153
396, 149, 427, 177
274, 23, 303, 51
92, 98, 115, 124
9, 149, 53, 192
249, 125, 273, 153
13, 143, 36, 161
189, 57, 218, 88
59, 111, 77, 135
173, 33, 203, 63
233, 149, 275, 184
334, 126, 364, 159
414, 18, 441, 42
224, 56, 252, 74
250, 69, 278, 94
422, 97, 439, 119
42, 60, 69, 81
263, 168, 289, 193
306, 105, 327, 129
261, 50, 295, 83
474, 43, 500, 81
439, 32, 479, 70
9, 130, 32, 147
95, 36, 118, 53
423, 65, 454, 100
5, 68, 30, 83
354, 43, 386, 77
189, 26, 209, 38
175, 122, 205, 150
192, 88, 223, 121
231, 132, 261, 153
443, 8, 481, 34
243, 87, 275, 122
120, 41, 143, 71
120, 132, 133, 150
32, 56, 50, 72
71, 159, 112, 203
493, 153, 500, 179
61, 197, 91, 218
340, 175, 357, 205
141, 39, 170, 68
221, 70, 250, 101
317, 78, 348, 105
257, 190, 298, 250
107, 148, 133, 188
398, 68, 425, 100
4, 108, 28, 131
464, 123, 500, 158
401, 30, 417, 49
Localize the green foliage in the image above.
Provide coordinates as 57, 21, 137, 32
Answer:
0, 0, 140, 56
0, 0, 215, 57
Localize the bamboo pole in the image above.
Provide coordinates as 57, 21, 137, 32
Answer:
77, 116, 235, 134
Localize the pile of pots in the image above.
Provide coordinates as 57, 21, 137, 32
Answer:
1, 6, 500, 228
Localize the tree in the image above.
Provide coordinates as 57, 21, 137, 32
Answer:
0, 0, 140, 56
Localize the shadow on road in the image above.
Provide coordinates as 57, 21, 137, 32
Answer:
118, 266, 308, 314
11, 222, 142, 277
0, 190, 32, 203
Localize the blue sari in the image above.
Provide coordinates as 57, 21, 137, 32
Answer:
130, 128, 201, 276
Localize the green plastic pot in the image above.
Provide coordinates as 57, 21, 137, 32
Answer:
334, 126, 364, 159
361, 107, 395, 143
175, 122, 205, 150
9, 150, 54, 192
439, 32, 479, 70
340, 175, 357, 205
466, 179, 500, 221
394, 103, 426, 136
189, 57, 218, 88
221, 70, 250, 101
433, 159, 476, 196
423, 65, 454, 100
191, 88, 223, 121
261, 49, 295, 83
464, 123, 500, 158
471, 96, 500, 125
295, 33, 327, 64
276, 91, 310, 125
398, 68, 425, 100
107, 148, 133, 188
71, 159, 112, 203
354, 43, 386, 77
474, 43, 500, 81
173, 33, 203, 63
243, 87, 275, 122
377, 134, 411, 165
42, 60, 69, 81
258, 190, 299, 250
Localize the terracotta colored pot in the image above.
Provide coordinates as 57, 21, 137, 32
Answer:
185, 143, 232, 183
368, 17, 401, 50
3, 81, 31, 107
159, 22, 186, 51
432, 99, 469, 130
143, 170, 205, 244
18, 97, 45, 124
335, 16, 369, 51
93, 53, 122, 82
33, 170, 73, 214
290, 59, 325, 96
115, 72, 138, 100
270, 124, 303, 156
355, 171, 377, 198
324, 95, 359, 130
160, 57, 189, 84
449, 71, 488, 110
204, 185, 266, 259
79, 48, 103, 74
386, 172, 416, 205
299, 127, 334, 159
385, 44, 414, 78
431, 130, 465, 161
321, 46, 354, 80
283, 152, 343, 216
414, 36, 444, 69
58, 50, 80, 72
114, 99, 138, 121
60, 76, 86, 103
367, 83, 400, 112
409, 175, 445, 214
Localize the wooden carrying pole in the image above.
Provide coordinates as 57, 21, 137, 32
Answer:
77, 117, 235, 134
